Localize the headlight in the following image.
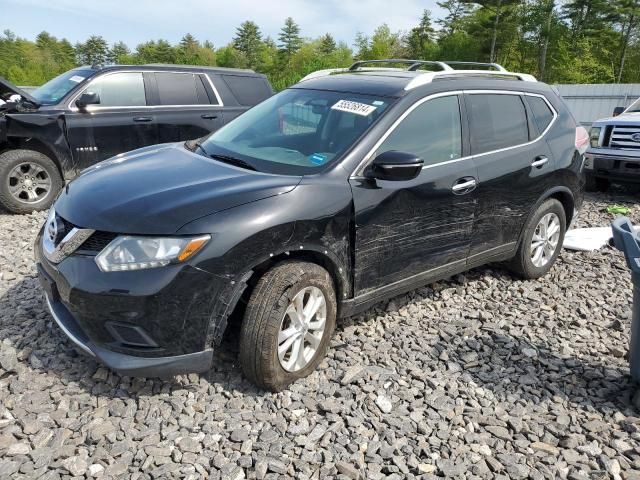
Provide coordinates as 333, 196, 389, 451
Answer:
95, 235, 210, 272
589, 127, 601, 148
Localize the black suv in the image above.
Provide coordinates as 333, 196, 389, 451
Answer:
0, 64, 273, 213
35, 60, 586, 391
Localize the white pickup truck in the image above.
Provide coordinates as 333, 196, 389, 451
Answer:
584, 97, 640, 191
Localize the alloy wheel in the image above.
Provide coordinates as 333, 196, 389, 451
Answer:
7, 162, 52, 204
530, 212, 561, 268
277, 286, 327, 372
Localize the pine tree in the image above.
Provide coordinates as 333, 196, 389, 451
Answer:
233, 21, 263, 68
437, 0, 474, 35
278, 17, 303, 60
109, 41, 130, 64
318, 33, 337, 54
75, 35, 109, 66
407, 10, 437, 58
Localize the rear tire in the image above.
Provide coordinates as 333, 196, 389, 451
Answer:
585, 174, 609, 192
0, 149, 62, 214
509, 198, 566, 279
239, 261, 336, 392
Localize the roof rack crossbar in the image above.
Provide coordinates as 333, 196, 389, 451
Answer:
441, 61, 507, 72
348, 59, 453, 72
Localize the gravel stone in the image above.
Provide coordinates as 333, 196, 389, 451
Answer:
1, 190, 640, 478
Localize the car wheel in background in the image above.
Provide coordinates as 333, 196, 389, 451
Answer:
509, 198, 566, 279
0, 149, 63, 214
239, 261, 337, 392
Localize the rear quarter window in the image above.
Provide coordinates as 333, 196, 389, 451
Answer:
526, 95, 555, 133
467, 93, 529, 154
222, 75, 272, 106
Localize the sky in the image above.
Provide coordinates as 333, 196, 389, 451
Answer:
1, 0, 444, 49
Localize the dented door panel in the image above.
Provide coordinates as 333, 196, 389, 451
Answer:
349, 158, 478, 296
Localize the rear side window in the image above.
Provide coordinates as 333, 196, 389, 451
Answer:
467, 94, 529, 154
526, 95, 555, 133
222, 75, 272, 106
87, 72, 146, 107
155, 72, 210, 105
377, 95, 462, 166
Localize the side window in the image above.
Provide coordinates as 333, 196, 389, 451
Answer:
467, 94, 529, 154
86, 72, 146, 107
377, 95, 462, 165
526, 95, 555, 133
155, 73, 209, 105
222, 75, 272, 106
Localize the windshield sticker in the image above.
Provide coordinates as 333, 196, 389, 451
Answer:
372, 100, 384, 106
331, 99, 377, 116
309, 153, 328, 165
69, 75, 85, 83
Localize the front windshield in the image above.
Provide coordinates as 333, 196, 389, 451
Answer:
200, 88, 393, 175
626, 97, 640, 113
31, 68, 95, 105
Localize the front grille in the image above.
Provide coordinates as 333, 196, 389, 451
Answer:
77, 231, 118, 253
610, 125, 640, 149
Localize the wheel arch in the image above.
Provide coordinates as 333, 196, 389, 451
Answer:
206, 246, 350, 347
516, 186, 575, 249
2, 138, 65, 178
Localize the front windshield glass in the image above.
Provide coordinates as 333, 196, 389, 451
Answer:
199, 88, 393, 175
31, 69, 95, 105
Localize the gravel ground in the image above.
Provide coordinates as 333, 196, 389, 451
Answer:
2, 189, 640, 480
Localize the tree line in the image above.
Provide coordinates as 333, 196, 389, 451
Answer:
1, 0, 639, 91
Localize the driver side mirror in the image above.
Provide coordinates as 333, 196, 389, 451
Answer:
613, 106, 625, 117
76, 92, 100, 110
367, 150, 424, 181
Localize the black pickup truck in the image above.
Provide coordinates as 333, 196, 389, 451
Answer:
0, 65, 273, 213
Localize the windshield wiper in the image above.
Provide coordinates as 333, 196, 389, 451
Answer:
209, 153, 257, 171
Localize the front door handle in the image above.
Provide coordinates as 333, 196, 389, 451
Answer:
531, 156, 549, 168
133, 116, 152, 122
452, 177, 477, 194
201, 114, 218, 119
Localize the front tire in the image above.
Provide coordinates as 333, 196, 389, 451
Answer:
509, 198, 566, 279
0, 149, 63, 214
239, 261, 336, 392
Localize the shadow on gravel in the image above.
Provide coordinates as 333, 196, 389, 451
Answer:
0, 254, 636, 414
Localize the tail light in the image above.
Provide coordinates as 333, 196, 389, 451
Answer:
575, 126, 589, 154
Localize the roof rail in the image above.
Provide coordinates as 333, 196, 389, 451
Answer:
404, 70, 537, 90
298, 59, 537, 86
348, 59, 453, 72
441, 61, 506, 72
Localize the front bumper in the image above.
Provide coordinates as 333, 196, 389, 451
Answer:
45, 294, 213, 377
35, 227, 226, 377
584, 152, 640, 182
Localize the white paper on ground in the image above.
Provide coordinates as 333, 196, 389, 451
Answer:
563, 226, 640, 251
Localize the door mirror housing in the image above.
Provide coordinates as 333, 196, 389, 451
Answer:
367, 150, 424, 181
76, 92, 100, 109
613, 106, 625, 117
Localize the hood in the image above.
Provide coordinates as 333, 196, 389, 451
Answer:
595, 112, 640, 125
0, 76, 40, 108
54, 143, 302, 234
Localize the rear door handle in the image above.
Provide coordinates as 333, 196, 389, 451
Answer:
133, 116, 152, 122
201, 114, 218, 119
531, 156, 549, 168
452, 177, 477, 194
